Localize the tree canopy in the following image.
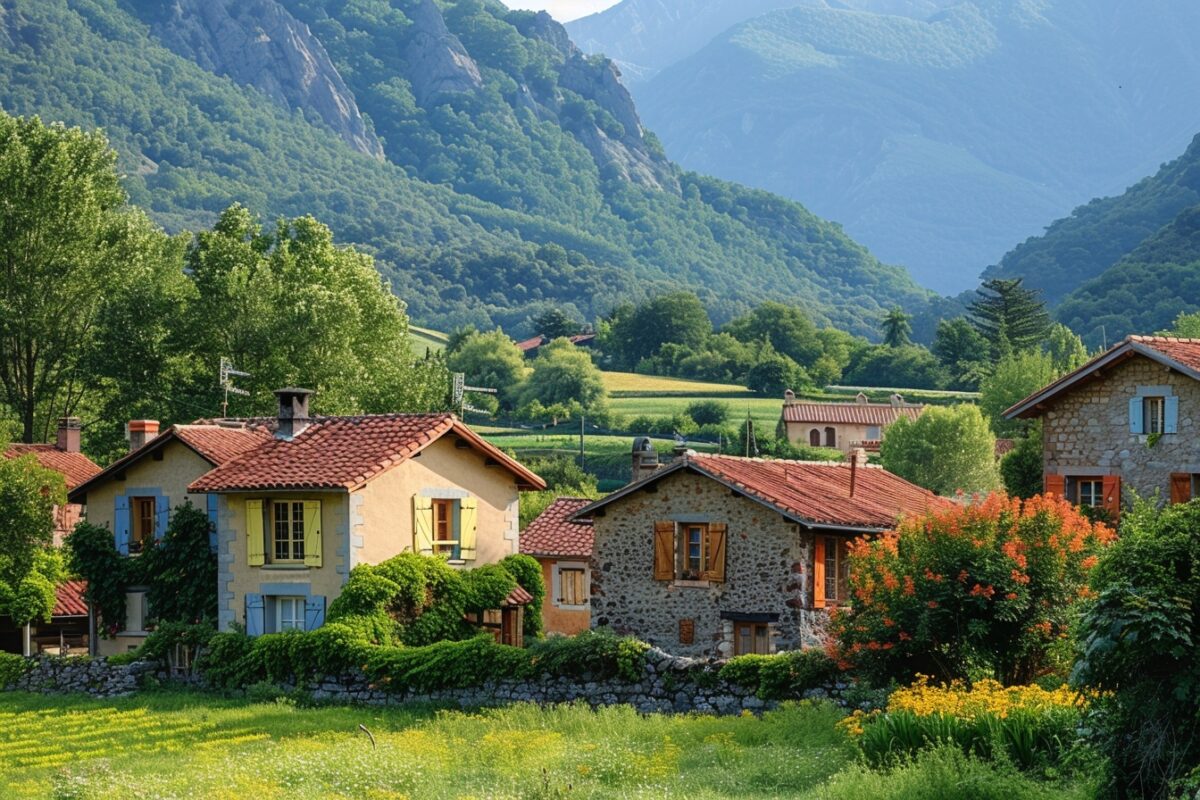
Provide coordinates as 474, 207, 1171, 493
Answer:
880, 405, 1001, 496
968, 278, 1053, 358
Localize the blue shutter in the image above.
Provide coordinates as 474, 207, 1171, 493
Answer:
1165, 396, 1179, 434
1129, 397, 1145, 434
245, 593, 265, 637
114, 496, 131, 555
154, 500, 170, 542
206, 495, 219, 551
304, 595, 326, 631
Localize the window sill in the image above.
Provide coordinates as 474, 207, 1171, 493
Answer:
553, 602, 589, 610
261, 564, 309, 571
115, 631, 150, 638
671, 579, 714, 588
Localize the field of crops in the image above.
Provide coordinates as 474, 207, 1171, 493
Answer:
0, 691, 1091, 799
601, 371, 757, 397
409, 325, 449, 355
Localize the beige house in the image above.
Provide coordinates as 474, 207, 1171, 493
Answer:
189, 389, 545, 639
520, 497, 593, 636
780, 391, 924, 454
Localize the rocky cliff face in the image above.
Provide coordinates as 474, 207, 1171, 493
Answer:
149, 0, 383, 159
403, 0, 484, 106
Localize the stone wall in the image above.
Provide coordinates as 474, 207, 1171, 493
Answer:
8, 656, 157, 698
590, 470, 829, 657
1043, 354, 1200, 501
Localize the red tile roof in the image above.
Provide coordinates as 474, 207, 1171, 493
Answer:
3, 445, 101, 490
189, 414, 545, 493
781, 402, 924, 426
578, 454, 950, 532
515, 334, 597, 353
521, 497, 594, 558
53, 580, 89, 617
504, 585, 534, 606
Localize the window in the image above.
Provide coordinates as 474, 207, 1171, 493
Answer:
824, 427, 837, 447
557, 566, 587, 606
823, 537, 852, 605
734, 621, 771, 655
809, 429, 821, 447
1071, 478, 1104, 508
1144, 396, 1166, 434
433, 499, 458, 555
130, 497, 156, 554
866, 425, 881, 440
654, 521, 727, 582
124, 590, 146, 633
272, 501, 306, 562
276, 597, 305, 632
682, 524, 705, 579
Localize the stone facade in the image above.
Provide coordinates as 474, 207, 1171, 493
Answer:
1042, 354, 1200, 502
590, 470, 835, 657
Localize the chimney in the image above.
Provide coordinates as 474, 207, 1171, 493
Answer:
849, 447, 868, 497
783, 389, 796, 405
56, 417, 81, 453
631, 436, 659, 482
128, 420, 160, 452
274, 388, 314, 440
890, 393, 904, 407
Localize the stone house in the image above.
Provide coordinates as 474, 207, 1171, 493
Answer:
574, 452, 944, 657
68, 418, 273, 654
520, 497, 593, 636
780, 391, 924, 454
1005, 335, 1200, 513
188, 389, 545, 643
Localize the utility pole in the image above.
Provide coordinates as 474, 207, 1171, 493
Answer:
579, 413, 586, 471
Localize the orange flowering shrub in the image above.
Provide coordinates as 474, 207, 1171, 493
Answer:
830, 493, 1114, 686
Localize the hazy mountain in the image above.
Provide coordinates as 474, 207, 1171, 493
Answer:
572, 0, 1200, 293
0, 0, 932, 336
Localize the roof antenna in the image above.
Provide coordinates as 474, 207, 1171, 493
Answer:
452, 372, 497, 419
219, 358, 251, 417
1100, 325, 1107, 351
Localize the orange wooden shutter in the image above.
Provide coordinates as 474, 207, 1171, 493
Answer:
653, 521, 675, 581
1044, 474, 1066, 498
1102, 476, 1122, 520
702, 523, 727, 582
813, 535, 826, 609
1171, 473, 1192, 505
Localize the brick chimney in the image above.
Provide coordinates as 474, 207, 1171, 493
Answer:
274, 388, 314, 440
849, 447, 869, 497
631, 436, 659, 482
56, 417, 81, 453
128, 420, 160, 452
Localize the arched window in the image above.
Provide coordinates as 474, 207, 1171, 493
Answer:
809, 429, 821, 447
824, 427, 837, 447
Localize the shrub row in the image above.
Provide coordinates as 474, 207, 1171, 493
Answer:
0, 652, 31, 688
717, 649, 838, 700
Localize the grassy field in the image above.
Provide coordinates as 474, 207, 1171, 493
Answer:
410, 325, 449, 355
0, 691, 1091, 799
601, 371, 757, 397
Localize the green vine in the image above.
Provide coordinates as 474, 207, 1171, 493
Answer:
1147, 432, 1163, 449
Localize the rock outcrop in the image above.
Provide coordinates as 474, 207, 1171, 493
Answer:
149, 0, 383, 159
403, 0, 483, 106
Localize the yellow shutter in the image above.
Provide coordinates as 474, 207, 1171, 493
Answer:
653, 521, 675, 581
303, 500, 323, 567
246, 499, 264, 567
702, 523, 727, 582
459, 497, 478, 560
413, 495, 434, 554
813, 536, 826, 609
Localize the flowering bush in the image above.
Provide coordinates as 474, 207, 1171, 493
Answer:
842, 676, 1087, 770
831, 493, 1114, 685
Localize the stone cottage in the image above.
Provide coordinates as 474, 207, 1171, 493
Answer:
780, 391, 924, 454
1004, 335, 1200, 512
520, 497, 594, 636
574, 452, 945, 657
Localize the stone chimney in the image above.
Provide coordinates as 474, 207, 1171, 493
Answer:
783, 389, 796, 405
128, 420, 160, 452
56, 417, 81, 453
274, 388, 314, 440
631, 436, 659, 482
849, 447, 869, 497
890, 393, 904, 407
855, 392, 869, 404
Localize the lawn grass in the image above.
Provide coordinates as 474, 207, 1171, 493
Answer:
0, 692, 1092, 799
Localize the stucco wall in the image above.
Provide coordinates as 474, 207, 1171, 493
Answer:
783, 421, 874, 453
538, 557, 591, 636
590, 470, 828, 657
81, 440, 213, 532
1042, 354, 1200, 501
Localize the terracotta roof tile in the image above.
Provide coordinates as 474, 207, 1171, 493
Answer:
782, 402, 924, 426
53, 580, 88, 617
504, 585, 534, 606
189, 414, 545, 493
3, 445, 101, 490
521, 497, 594, 558
1128, 335, 1200, 372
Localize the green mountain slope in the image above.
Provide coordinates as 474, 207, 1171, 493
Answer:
0, 0, 931, 337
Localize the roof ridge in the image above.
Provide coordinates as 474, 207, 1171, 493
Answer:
1130, 335, 1200, 344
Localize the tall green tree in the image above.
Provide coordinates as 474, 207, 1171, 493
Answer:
600, 293, 712, 368
0, 114, 138, 442
931, 317, 990, 390
979, 350, 1057, 437
880, 405, 1001, 496
968, 278, 1052, 357
1164, 309, 1200, 338
531, 308, 581, 340
0, 442, 65, 624
518, 338, 606, 414
1046, 323, 1089, 372
446, 329, 529, 409
881, 307, 913, 347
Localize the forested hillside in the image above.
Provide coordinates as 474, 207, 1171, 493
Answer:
0, 0, 931, 337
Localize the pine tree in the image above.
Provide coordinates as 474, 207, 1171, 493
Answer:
881, 307, 913, 347
968, 278, 1052, 356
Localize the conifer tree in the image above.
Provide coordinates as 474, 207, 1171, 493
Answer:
968, 278, 1052, 357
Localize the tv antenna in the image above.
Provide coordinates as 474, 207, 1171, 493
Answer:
220, 358, 251, 417
452, 372, 497, 417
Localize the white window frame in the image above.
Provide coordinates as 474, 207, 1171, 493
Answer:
276, 596, 305, 632
1072, 477, 1104, 508
551, 562, 590, 609
1144, 396, 1166, 435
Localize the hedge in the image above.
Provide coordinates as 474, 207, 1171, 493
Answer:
718, 649, 838, 700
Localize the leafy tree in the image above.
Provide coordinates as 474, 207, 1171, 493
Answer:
531, 308, 581, 340
968, 278, 1052, 357
881, 307, 913, 347
1045, 323, 1089, 372
744, 345, 809, 395
446, 329, 529, 409
140, 503, 217, 626
832, 493, 1114, 685
1000, 426, 1044, 499
1164, 308, 1200, 338
979, 350, 1057, 437
880, 405, 1001, 496
931, 317, 990, 391
843, 345, 946, 390
685, 400, 730, 427
724, 302, 858, 384
0, 445, 65, 624
601, 293, 713, 368
518, 338, 606, 413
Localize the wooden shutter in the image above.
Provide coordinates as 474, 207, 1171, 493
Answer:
1102, 476, 1122, 520
303, 500, 323, 567
114, 496, 131, 556
413, 496, 434, 554
1165, 396, 1180, 434
459, 497, 478, 560
1044, 474, 1066, 498
245, 499, 265, 566
1171, 473, 1192, 505
245, 593, 265, 637
813, 536, 826, 609
702, 523, 727, 582
303, 595, 326, 631
653, 521, 675, 581
1129, 397, 1145, 434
